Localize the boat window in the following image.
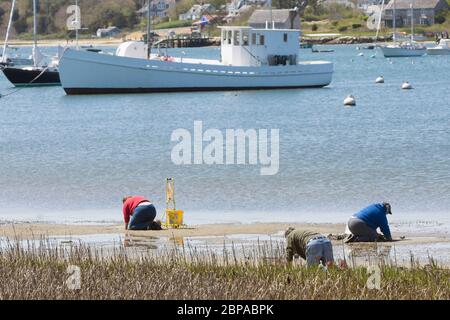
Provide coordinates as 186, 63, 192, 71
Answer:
251, 33, 256, 45
260, 35, 265, 46
222, 30, 226, 44
283, 33, 288, 42
234, 30, 240, 46
227, 31, 232, 45
242, 31, 249, 46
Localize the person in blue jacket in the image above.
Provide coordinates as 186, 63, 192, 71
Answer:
346, 203, 393, 242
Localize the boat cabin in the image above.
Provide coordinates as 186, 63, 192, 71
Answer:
219, 26, 300, 67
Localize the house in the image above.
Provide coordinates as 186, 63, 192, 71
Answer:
137, 0, 176, 19
383, 0, 450, 27
322, 0, 355, 8
248, 9, 301, 30
179, 4, 216, 21
96, 26, 121, 38
355, 0, 385, 12
224, 1, 253, 23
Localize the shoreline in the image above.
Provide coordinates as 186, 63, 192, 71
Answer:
2, 222, 450, 267
4, 38, 436, 48
1, 222, 448, 245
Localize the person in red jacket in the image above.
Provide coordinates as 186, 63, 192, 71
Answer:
122, 196, 161, 230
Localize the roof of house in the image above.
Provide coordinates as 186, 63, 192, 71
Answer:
385, 0, 444, 10
137, 0, 176, 14
248, 9, 297, 24
97, 26, 121, 33
180, 4, 214, 16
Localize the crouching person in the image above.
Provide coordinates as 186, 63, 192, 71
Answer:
285, 228, 334, 267
123, 196, 162, 231
346, 202, 393, 243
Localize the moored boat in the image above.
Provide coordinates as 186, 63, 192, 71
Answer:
380, 0, 426, 58
59, 26, 333, 95
427, 39, 450, 55
2, 66, 60, 86
1, 0, 61, 87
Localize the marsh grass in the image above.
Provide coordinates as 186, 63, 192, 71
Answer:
0, 238, 448, 300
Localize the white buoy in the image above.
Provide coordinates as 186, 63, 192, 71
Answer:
359, 52, 364, 56
402, 81, 412, 90
344, 95, 356, 106
375, 76, 384, 84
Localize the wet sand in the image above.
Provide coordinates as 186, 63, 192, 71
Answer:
0, 222, 448, 246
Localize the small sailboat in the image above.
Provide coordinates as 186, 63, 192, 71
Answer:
380, 0, 426, 58
1, 0, 61, 86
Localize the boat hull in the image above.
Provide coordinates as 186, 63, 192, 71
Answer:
380, 46, 426, 57
2, 67, 60, 86
426, 48, 450, 55
59, 49, 333, 95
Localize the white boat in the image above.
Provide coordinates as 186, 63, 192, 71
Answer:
380, 0, 426, 58
427, 39, 450, 55
59, 25, 333, 95
380, 42, 426, 57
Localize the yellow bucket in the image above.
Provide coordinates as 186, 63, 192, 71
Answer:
165, 209, 184, 228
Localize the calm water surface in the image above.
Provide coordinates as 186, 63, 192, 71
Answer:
0, 45, 449, 229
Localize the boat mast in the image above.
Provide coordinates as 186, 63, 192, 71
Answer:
75, 0, 79, 49
2, 0, 16, 63
375, 0, 385, 45
270, 0, 273, 29
393, 0, 396, 44
410, 1, 414, 42
33, 0, 38, 67
147, 0, 151, 59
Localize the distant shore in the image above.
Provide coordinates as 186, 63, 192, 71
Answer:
6, 38, 123, 47
5, 36, 435, 48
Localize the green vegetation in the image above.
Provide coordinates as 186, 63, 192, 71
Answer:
153, 20, 193, 30
0, 0, 449, 40
0, 0, 142, 37
0, 240, 448, 299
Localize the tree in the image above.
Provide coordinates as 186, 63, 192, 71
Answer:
14, 17, 28, 34
0, 7, 5, 25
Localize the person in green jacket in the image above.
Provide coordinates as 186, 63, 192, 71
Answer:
285, 227, 334, 267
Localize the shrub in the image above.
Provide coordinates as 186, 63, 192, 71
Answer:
352, 23, 362, 29
312, 24, 319, 31
338, 25, 348, 32
435, 7, 449, 24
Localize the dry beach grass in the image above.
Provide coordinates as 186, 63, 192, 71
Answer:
0, 239, 448, 300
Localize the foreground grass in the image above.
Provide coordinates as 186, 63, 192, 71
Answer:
0, 242, 448, 300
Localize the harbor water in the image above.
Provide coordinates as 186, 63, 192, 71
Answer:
0, 45, 449, 233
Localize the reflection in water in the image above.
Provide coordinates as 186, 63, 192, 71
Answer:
344, 243, 393, 267
169, 236, 184, 246
123, 234, 159, 250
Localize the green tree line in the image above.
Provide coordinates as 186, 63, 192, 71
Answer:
0, 0, 144, 36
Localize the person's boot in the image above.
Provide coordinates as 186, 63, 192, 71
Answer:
344, 234, 357, 244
